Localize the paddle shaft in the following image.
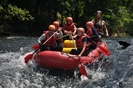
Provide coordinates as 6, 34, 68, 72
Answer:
24, 32, 57, 63
90, 40, 99, 47
100, 32, 120, 41
71, 33, 77, 51
57, 34, 69, 40
90, 39, 110, 56
34, 32, 57, 53
43, 32, 56, 44
33, 31, 64, 50
99, 32, 130, 47
70, 33, 81, 60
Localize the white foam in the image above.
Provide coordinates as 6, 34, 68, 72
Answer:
6, 36, 25, 39
80, 75, 89, 81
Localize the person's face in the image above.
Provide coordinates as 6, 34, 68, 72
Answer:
96, 13, 101, 19
67, 20, 72, 25
78, 31, 82, 37
86, 25, 90, 29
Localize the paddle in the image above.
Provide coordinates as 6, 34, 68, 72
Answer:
24, 32, 56, 64
110, 38, 130, 48
79, 64, 88, 77
100, 32, 130, 48
79, 38, 111, 77
71, 33, 89, 77
90, 39, 111, 56
32, 34, 70, 50
32, 43, 40, 50
57, 34, 69, 40
71, 33, 77, 50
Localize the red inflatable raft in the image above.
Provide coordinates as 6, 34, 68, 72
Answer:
24, 39, 111, 77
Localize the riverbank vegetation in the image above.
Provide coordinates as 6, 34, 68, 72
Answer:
0, 0, 133, 37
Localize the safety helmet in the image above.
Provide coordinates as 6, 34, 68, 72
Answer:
96, 10, 102, 15
48, 25, 55, 31
66, 17, 73, 22
53, 21, 60, 27
77, 27, 85, 34
86, 21, 94, 28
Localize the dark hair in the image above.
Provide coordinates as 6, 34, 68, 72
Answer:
96, 10, 102, 15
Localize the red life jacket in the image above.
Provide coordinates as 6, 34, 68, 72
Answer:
43, 31, 57, 46
76, 34, 89, 50
86, 28, 100, 42
86, 28, 93, 37
64, 23, 75, 32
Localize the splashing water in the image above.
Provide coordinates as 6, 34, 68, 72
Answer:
0, 36, 133, 88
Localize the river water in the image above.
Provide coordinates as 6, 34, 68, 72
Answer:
0, 36, 133, 88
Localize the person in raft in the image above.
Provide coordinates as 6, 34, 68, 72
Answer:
92, 10, 109, 37
38, 25, 62, 51
63, 17, 77, 40
70, 27, 90, 57
53, 21, 63, 51
86, 21, 100, 49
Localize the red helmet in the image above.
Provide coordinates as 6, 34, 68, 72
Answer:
86, 21, 94, 28
53, 21, 60, 27
77, 27, 85, 34
66, 17, 73, 22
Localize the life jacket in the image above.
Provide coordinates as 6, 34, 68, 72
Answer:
86, 28, 100, 41
94, 19, 103, 33
64, 23, 75, 32
43, 31, 57, 46
86, 28, 93, 37
76, 34, 89, 50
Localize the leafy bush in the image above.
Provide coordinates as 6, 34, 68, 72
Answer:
0, 4, 34, 36
4, 4, 34, 21
1, 0, 133, 36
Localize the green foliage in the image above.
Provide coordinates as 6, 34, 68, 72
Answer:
0, 0, 133, 36
117, 32, 130, 37
0, 3, 35, 36
107, 6, 133, 36
0, 4, 3, 11
5, 4, 34, 21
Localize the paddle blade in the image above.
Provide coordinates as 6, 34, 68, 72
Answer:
98, 46, 111, 56
24, 54, 33, 64
79, 64, 88, 77
118, 41, 130, 47
32, 44, 40, 50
